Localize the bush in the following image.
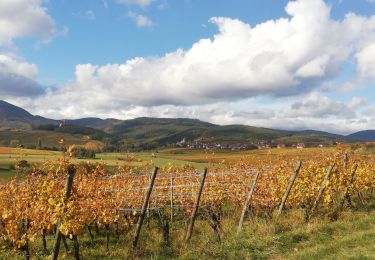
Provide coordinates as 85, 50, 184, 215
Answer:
69, 146, 96, 159
14, 160, 31, 174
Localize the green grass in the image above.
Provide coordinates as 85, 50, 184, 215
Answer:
0, 164, 15, 180
97, 152, 208, 169
0, 146, 358, 180
1, 209, 374, 259
0, 130, 104, 148
0, 148, 210, 180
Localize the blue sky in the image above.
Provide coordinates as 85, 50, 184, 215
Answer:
15, 0, 375, 84
1, 0, 375, 134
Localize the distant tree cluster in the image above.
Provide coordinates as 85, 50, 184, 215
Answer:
34, 124, 109, 141
68, 146, 96, 159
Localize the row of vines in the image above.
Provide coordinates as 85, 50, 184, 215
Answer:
0, 151, 374, 258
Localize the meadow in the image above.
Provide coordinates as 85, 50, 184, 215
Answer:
0, 146, 338, 180
0, 147, 211, 180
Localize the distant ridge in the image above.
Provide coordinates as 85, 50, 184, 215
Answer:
0, 100, 374, 149
346, 130, 375, 142
0, 100, 55, 130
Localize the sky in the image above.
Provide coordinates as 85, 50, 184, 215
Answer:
0, 0, 375, 135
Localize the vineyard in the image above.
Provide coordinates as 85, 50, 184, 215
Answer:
0, 150, 374, 259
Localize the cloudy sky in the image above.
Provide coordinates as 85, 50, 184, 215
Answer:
1, 0, 375, 134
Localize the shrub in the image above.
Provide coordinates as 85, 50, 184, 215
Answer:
68, 146, 96, 159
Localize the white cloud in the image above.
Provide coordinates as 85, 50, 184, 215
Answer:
128, 11, 153, 27
288, 92, 366, 118
0, 0, 59, 98
17, 92, 374, 135
8, 0, 375, 134
0, 0, 56, 46
37, 0, 375, 109
356, 42, 375, 79
0, 54, 38, 78
0, 54, 45, 97
117, 0, 153, 7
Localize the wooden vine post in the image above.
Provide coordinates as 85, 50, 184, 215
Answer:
341, 153, 353, 207
42, 229, 48, 254
72, 235, 80, 260
237, 170, 260, 234
334, 164, 358, 217
22, 219, 30, 260
185, 168, 208, 242
277, 161, 302, 216
132, 167, 159, 249
170, 175, 174, 222
307, 165, 334, 222
52, 164, 76, 260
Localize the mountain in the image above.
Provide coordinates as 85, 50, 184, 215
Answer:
0, 100, 56, 130
0, 100, 34, 120
1, 99, 372, 150
296, 130, 344, 138
66, 118, 123, 133
346, 130, 375, 142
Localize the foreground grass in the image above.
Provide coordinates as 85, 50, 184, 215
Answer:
0, 165, 15, 180
1, 209, 374, 259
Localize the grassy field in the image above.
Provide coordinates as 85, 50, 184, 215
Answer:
154, 147, 337, 163
0, 147, 211, 180
0, 147, 339, 180
0, 145, 366, 181
0, 130, 105, 148
1, 208, 374, 259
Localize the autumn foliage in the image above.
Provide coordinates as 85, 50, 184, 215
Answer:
0, 151, 374, 251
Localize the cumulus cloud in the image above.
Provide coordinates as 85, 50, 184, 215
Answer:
0, 0, 58, 98
356, 42, 375, 80
117, 0, 153, 7
17, 90, 374, 135
9, 0, 375, 134
0, 54, 45, 97
128, 11, 153, 27
289, 93, 366, 118
0, 0, 56, 45
35, 0, 375, 111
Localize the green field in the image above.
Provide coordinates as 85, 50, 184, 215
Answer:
0, 146, 339, 180
0, 147, 212, 180
1, 208, 374, 259
0, 130, 105, 148
0, 144, 364, 182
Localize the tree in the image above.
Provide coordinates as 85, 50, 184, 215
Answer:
9, 140, 20, 148
36, 137, 42, 149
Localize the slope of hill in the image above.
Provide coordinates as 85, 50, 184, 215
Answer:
0, 100, 56, 130
0, 130, 104, 149
297, 130, 344, 138
107, 120, 344, 150
346, 130, 375, 142
199, 125, 292, 141
67, 118, 123, 133
1, 99, 372, 150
